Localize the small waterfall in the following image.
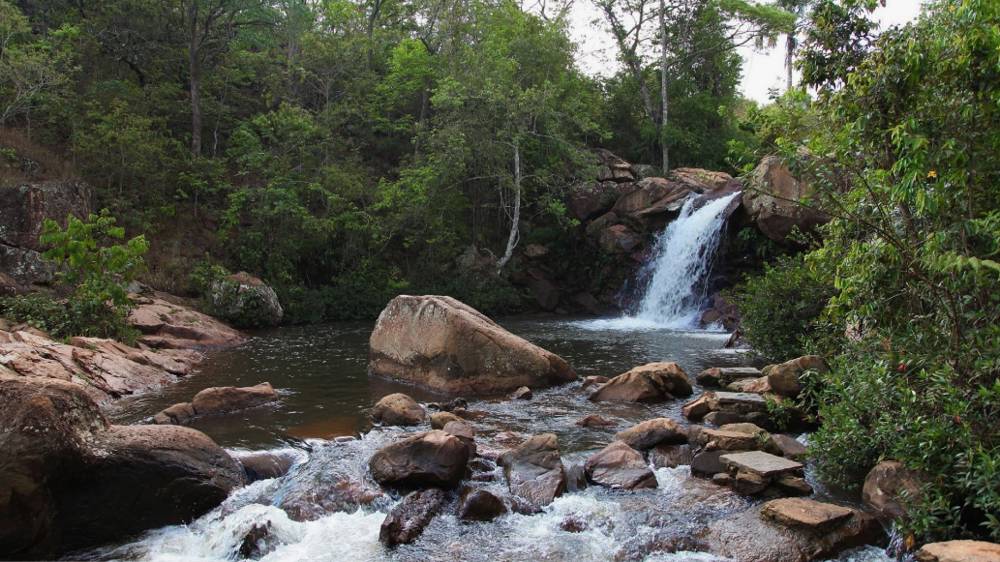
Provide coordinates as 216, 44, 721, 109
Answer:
631, 192, 739, 328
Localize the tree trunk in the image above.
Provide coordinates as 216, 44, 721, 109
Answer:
785, 33, 794, 91
659, 0, 669, 174
497, 142, 521, 273
188, 2, 202, 156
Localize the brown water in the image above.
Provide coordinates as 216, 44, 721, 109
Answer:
89, 318, 893, 562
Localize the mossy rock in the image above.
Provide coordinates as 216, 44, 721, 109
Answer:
209, 272, 283, 328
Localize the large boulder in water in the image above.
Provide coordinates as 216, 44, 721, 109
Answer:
209, 272, 284, 328
584, 441, 657, 490
371, 393, 425, 426
379, 488, 447, 546
0, 376, 244, 558
498, 433, 567, 509
369, 430, 471, 489
589, 362, 692, 403
369, 295, 577, 395
743, 155, 829, 244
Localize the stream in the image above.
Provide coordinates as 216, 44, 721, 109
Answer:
86, 319, 894, 562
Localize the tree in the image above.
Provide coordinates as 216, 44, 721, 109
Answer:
774, 0, 814, 90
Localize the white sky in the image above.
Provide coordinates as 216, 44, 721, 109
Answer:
567, 0, 924, 103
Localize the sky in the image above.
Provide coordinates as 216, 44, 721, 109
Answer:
567, 0, 924, 103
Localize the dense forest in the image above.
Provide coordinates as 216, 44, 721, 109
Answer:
2, 0, 1000, 553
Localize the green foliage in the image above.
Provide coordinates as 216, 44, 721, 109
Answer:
36, 210, 149, 341
732, 254, 834, 361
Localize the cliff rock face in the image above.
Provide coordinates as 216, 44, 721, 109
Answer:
369, 295, 576, 395
0, 181, 92, 291
743, 155, 829, 244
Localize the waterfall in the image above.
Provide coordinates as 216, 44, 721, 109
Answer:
579, 191, 739, 331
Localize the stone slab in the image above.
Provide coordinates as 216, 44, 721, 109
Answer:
761, 498, 854, 530
720, 450, 803, 477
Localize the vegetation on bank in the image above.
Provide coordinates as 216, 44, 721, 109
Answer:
734, 0, 1000, 543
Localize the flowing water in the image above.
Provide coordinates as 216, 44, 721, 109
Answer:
90, 321, 893, 562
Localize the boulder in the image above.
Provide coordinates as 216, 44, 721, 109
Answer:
770, 434, 808, 460
720, 451, 803, 479
764, 355, 827, 398
238, 522, 275, 560
0, 377, 243, 558
372, 393, 425, 426
581, 375, 609, 389
369, 295, 577, 395
510, 386, 533, 400
584, 441, 657, 490
128, 294, 245, 350
649, 443, 694, 469
236, 450, 298, 482
696, 366, 762, 388
458, 489, 507, 522
682, 391, 768, 423
589, 362, 692, 403
705, 501, 882, 562
152, 401, 197, 425
612, 177, 691, 220
523, 268, 560, 311
430, 411, 463, 429
566, 181, 633, 221
698, 293, 741, 331
761, 498, 853, 531
915, 541, 1000, 562
694, 423, 769, 452
599, 224, 642, 254
379, 488, 446, 547
523, 244, 549, 259
594, 149, 635, 183
498, 433, 566, 508
743, 155, 829, 244
189, 382, 278, 417
669, 168, 734, 193
862, 460, 922, 520
369, 430, 471, 489
615, 418, 687, 450
209, 271, 283, 328
576, 414, 617, 428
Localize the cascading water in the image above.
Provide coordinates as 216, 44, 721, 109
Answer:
580, 191, 739, 331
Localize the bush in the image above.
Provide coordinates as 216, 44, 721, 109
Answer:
731, 254, 835, 361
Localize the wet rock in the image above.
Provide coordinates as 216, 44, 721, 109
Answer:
369, 295, 577, 395
726, 376, 772, 394
691, 450, 731, 476
704, 410, 772, 428
560, 516, 588, 533
238, 522, 275, 560
773, 474, 814, 496
915, 540, 1000, 562
693, 423, 768, 452
280, 477, 381, 522
705, 501, 883, 562
764, 355, 827, 398
152, 401, 196, 425
379, 488, 446, 546
128, 294, 245, 350
209, 271, 284, 328
237, 451, 297, 483
589, 362, 692, 403
498, 433, 566, 508
372, 393, 425, 426
430, 411, 463, 429
770, 434, 808, 460
599, 224, 642, 254
733, 469, 769, 495
584, 441, 658, 490
458, 489, 507, 522
576, 414, 617, 428
862, 460, 922, 520
369, 430, 471, 489
712, 472, 734, 486
615, 418, 687, 450
564, 463, 588, 492
442, 420, 477, 457
0, 377, 244, 558
682, 391, 768, 423
510, 386, 533, 400
581, 375, 609, 389
699, 293, 741, 331
572, 292, 604, 315
696, 366, 762, 388
762, 498, 855, 531
743, 155, 830, 244
190, 382, 278, 417
649, 443, 694, 468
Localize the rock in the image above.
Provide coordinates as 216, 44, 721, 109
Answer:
691, 450, 731, 476
649, 444, 694, 468
369, 430, 471, 489
458, 489, 507, 522
576, 414, 617, 428
862, 460, 922, 520
765, 355, 827, 398
915, 540, 1000, 562
696, 366, 762, 388
442, 420, 476, 441
152, 401, 196, 425
238, 522, 275, 560
236, 450, 297, 482
589, 362, 692, 403
733, 469, 769, 494
572, 292, 604, 315
510, 386, 533, 400
0, 376, 244, 558
369, 295, 577, 395
567, 181, 629, 222
430, 411, 463, 429
727, 376, 772, 394
699, 293, 741, 331
190, 382, 278, 417
379, 488, 446, 547
372, 393, 425, 426
523, 244, 549, 259
670, 168, 734, 193
0, 181, 92, 287
599, 224, 642, 254
631, 164, 660, 179
128, 294, 245, 350
612, 177, 691, 220
694, 424, 768, 452
208, 271, 283, 328
524, 268, 560, 311
594, 149, 635, 183
560, 516, 589, 533
712, 472, 734, 487
770, 434, 808, 460
682, 391, 768, 422
761, 498, 852, 531
705, 501, 883, 562
584, 441, 658, 490
773, 474, 813, 496
743, 155, 830, 244
581, 375, 609, 389
720, 451, 803, 478
498, 433, 566, 508
615, 418, 687, 450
